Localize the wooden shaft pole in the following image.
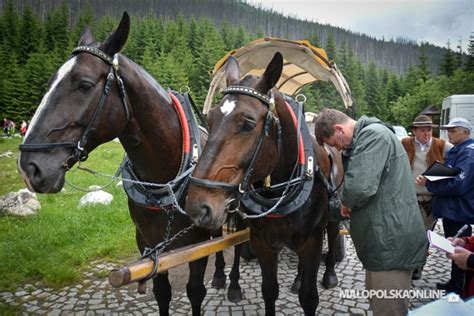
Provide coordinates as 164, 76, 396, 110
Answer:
109, 228, 250, 288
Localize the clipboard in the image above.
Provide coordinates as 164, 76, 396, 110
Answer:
427, 230, 454, 254
422, 161, 459, 181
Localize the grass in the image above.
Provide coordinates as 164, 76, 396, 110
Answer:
0, 136, 137, 291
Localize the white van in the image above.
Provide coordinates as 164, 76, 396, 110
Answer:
440, 94, 474, 140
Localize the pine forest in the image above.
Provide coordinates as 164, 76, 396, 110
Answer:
0, 0, 473, 129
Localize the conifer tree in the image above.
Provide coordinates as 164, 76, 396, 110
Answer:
417, 44, 430, 82
44, 3, 70, 59
365, 61, 383, 117
1, 0, 20, 55
19, 5, 43, 65
440, 41, 456, 77
234, 25, 248, 48
23, 45, 56, 119
325, 33, 337, 61
1, 53, 28, 123
190, 18, 226, 106
465, 33, 474, 72
187, 18, 199, 58
307, 32, 321, 48
71, 3, 95, 46
95, 15, 117, 43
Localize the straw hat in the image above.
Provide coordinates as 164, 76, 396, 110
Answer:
410, 115, 438, 128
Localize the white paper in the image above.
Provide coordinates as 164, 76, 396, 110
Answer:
427, 230, 454, 254
424, 175, 456, 181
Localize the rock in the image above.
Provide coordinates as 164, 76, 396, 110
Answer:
0, 188, 41, 217
78, 190, 113, 207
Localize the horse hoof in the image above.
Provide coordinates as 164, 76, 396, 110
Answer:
322, 272, 338, 289
211, 276, 226, 289
227, 288, 243, 302
290, 279, 301, 294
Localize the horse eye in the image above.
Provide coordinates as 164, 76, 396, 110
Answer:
77, 81, 94, 92
241, 119, 256, 132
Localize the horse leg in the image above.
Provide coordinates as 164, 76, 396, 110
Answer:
187, 256, 208, 316
152, 272, 172, 316
227, 216, 247, 301
210, 227, 227, 289
212, 250, 226, 289
227, 243, 244, 302
297, 235, 323, 315
291, 263, 302, 294
252, 234, 279, 316
322, 221, 339, 289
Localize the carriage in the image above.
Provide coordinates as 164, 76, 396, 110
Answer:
204, 37, 353, 114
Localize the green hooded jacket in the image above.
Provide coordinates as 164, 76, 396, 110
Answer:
342, 116, 427, 271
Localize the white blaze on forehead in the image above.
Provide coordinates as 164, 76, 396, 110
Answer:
220, 99, 236, 116
25, 57, 77, 139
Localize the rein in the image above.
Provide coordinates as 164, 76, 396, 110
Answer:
19, 46, 130, 167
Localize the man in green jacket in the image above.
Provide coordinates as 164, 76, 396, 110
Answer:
315, 109, 427, 316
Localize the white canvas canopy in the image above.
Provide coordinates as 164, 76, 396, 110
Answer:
203, 37, 353, 114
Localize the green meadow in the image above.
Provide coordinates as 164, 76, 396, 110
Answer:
0, 136, 136, 291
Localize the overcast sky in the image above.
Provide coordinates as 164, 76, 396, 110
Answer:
247, 0, 473, 51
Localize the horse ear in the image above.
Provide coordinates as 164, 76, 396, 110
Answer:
78, 27, 94, 46
226, 56, 240, 86
102, 12, 130, 56
258, 52, 283, 93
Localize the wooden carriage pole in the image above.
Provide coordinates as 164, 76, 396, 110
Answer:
109, 228, 250, 288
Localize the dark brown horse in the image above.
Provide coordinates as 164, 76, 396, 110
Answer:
17, 12, 244, 315
185, 52, 338, 315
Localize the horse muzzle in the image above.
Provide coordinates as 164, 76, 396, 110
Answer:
185, 195, 228, 230
18, 153, 66, 193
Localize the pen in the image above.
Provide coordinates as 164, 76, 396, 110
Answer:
453, 224, 469, 239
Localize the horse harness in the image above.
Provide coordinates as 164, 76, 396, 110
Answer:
121, 91, 203, 211
19, 46, 131, 167
189, 86, 334, 218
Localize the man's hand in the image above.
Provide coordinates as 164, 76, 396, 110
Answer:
341, 205, 352, 218
448, 247, 472, 270
448, 237, 466, 247
415, 175, 427, 186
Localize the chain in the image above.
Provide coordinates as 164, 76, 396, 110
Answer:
140, 221, 196, 281
64, 159, 192, 216
65, 158, 126, 192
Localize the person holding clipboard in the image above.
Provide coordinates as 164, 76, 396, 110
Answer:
401, 115, 452, 280
416, 117, 474, 295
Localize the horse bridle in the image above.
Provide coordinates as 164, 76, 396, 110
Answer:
19, 46, 130, 168
189, 86, 282, 197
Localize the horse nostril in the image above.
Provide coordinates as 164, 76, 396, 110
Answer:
27, 162, 41, 180
195, 203, 212, 226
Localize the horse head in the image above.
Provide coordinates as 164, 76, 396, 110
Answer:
186, 52, 286, 230
18, 13, 131, 193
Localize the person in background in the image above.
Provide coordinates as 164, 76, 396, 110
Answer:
20, 120, 28, 137
416, 117, 474, 295
3, 118, 10, 136
401, 115, 453, 280
449, 236, 474, 298
315, 109, 427, 316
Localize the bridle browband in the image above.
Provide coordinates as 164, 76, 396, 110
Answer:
19, 46, 130, 167
189, 85, 281, 196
